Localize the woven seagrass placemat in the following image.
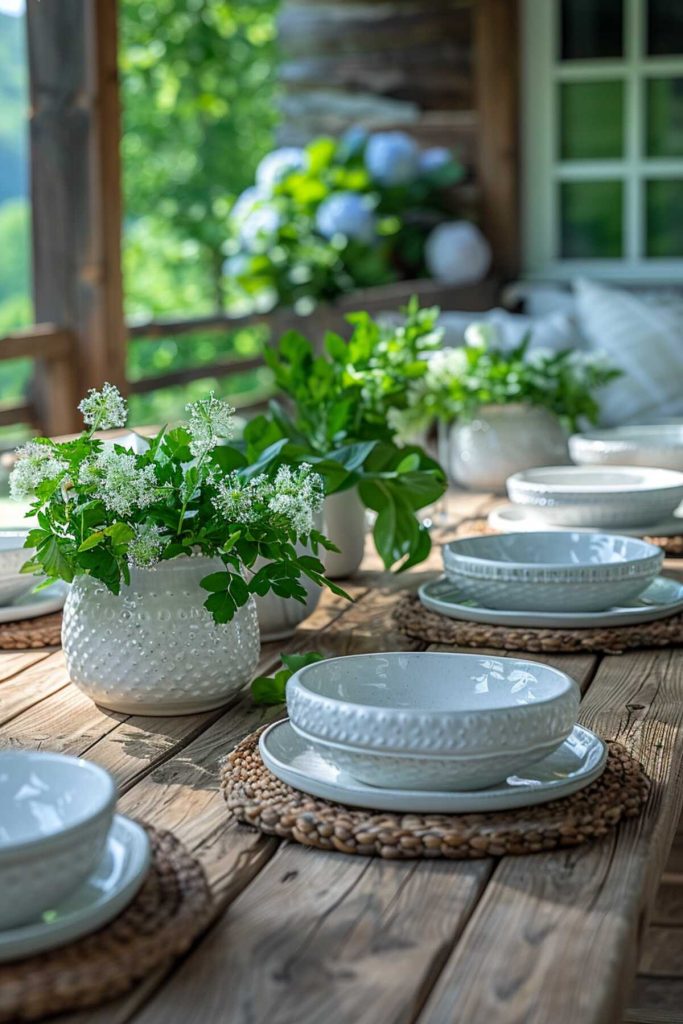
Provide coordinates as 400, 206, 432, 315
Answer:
0, 613, 62, 650
454, 516, 683, 556
0, 825, 213, 1024
393, 592, 683, 654
221, 728, 650, 860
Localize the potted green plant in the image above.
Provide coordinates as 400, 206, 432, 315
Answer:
244, 300, 448, 576
10, 385, 344, 715
398, 323, 621, 492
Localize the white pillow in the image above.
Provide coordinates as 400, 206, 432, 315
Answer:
574, 278, 683, 427
436, 308, 583, 353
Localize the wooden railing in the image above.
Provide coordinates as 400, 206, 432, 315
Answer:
0, 278, 499, 439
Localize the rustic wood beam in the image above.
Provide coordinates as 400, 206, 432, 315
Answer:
26, 0, 126, 434
474, 0, 520, 279
128, 357, 268, 395
0, 325, 74, 363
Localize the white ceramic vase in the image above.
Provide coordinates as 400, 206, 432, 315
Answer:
62, 556, 260, 716
323, 488, 367, 579
438, 403, 570, 493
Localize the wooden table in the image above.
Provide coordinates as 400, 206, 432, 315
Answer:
2, 492, 683, 1024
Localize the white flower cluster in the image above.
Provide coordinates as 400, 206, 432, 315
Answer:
186, 393, 235, 459
79, 450, 158, 517
128, 522, 166, 567
78, 382, 127, 430
9, 442, 69, 499
213, 464, 324, 536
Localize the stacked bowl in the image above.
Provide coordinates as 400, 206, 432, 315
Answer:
0, 751, 150, 960
283, 651, 581, 793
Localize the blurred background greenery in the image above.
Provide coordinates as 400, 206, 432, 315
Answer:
0, 0, 281, 436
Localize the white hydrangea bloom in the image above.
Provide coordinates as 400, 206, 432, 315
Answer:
128, 522, 166, 567
9, 442, 69, 500
316, 192, 376, 244
186, 393, 235, 459
424, 347, 468, 387
267, 464, 324, 536
464, 321, 504, 351
79, 450, 158, 517
255, 147, 307, 188
78, 382, 127, 430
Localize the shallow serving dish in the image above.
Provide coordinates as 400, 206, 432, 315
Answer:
507, 465, 683, 528
442, 532, 662, 612
286, 652, 580, 791
0, 529, 33, 606
570, 425, 683, 472
0, 751, 117, 930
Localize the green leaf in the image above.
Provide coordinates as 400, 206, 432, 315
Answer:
251, 650, 324, 705
200, 571, 230, 593
37, 536, 74, 582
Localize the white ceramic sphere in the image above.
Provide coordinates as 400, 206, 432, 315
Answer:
425, 221, 492, 285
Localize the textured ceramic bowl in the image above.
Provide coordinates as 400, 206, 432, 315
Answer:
0, 751, 116, 929
0, 530, 33, 605
442, 532, 663, 611
286, 652, 579, 789
570, 426, 683, 472
507, 465, 683, 528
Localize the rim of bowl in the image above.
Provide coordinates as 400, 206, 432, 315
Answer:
0, 751, 117, 858
442, 532, 663, 573
507, 465, 683, 494
0, 529, 30, 553
289, 651, 578, 716
571, 426, 683, 449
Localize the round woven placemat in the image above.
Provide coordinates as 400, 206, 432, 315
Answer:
0, 612, 62, 650
454, 516, 683, 556
221, 728, 650, 860
0, 825, 214, 1024
393, 592, 683, 654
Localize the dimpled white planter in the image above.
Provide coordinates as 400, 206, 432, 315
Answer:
62, 556, 260, 716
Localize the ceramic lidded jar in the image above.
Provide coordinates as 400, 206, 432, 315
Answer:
438, 403, 570, 494
62, 556, 260, 716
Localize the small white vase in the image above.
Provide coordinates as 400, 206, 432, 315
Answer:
323, 488, 367, 579
62, 556, 260, 716
439, 404, 570, 493
256, 577, 321, 642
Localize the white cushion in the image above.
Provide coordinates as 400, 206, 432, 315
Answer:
436, 308, 583, 353
574, 278, 683, 427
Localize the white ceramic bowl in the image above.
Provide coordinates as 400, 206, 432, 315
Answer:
0, 751, 117, 929
570, 426, 683, 472
442, 532, 663, 612
0, 530, 33, 605
507, 465, 683, 528
286, 652, 580, 790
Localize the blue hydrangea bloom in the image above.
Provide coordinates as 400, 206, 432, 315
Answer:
230, 186, 269, 225
364, 131, 419, 186
419, 147, 453, 174
255, 147, 307, 188
239, 206, 281, 253
315, 192, 376, 244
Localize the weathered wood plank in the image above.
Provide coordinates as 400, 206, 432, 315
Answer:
0, 651, 70, 727
416, 648, 683, 1024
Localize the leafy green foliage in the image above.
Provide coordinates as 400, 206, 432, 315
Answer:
244, 301, 447, 570
251, 651, 324, 705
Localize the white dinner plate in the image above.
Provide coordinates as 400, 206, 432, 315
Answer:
489, 503, 683, 537
0, 582, 68, 624
259, 719, 607, 814
0, 815, 150, 962
418, 574, 683, 628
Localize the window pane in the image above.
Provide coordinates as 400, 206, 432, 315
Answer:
646, 78, 683, 158
560, 0, 623, 60
559, 81, 624, 160
647, 0, 683, 56
559, 181, 623, 258
645, 180, 683, 257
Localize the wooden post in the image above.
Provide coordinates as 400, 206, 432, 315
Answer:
26, 0, 126, 434
474, 0, 520, 279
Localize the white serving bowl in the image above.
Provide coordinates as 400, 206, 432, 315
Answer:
0, 530, 33, 605
286, 652, 580, 790
570, 425, 683, 472
442, 532, 663, 612
507, 465, 683, 528
0, 751, 117, 930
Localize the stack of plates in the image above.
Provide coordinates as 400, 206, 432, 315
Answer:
259, 651, 607, 813
570, 425, 683, 472
0, 529, 67, 625
0, 751, 150, 962
420, 531, 683, 629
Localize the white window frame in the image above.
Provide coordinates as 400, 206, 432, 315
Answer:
522, 0, 683, 282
